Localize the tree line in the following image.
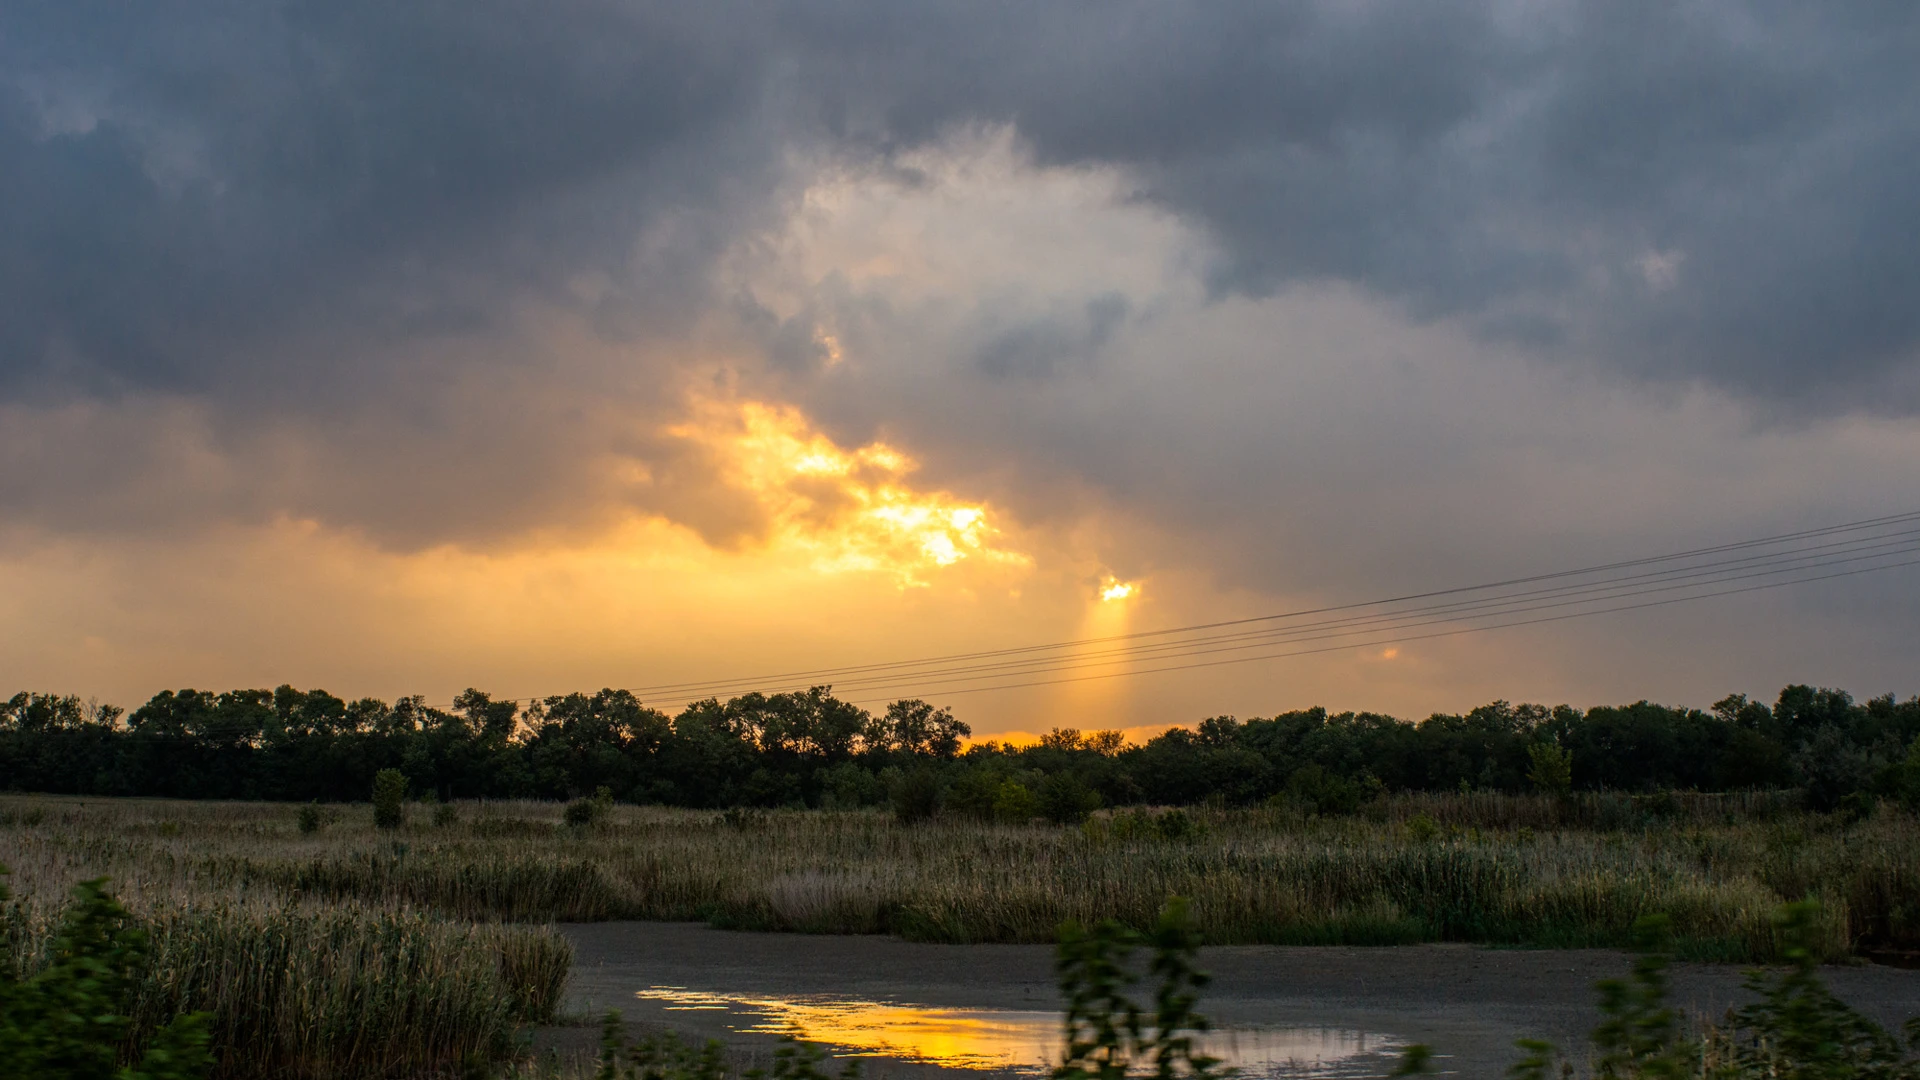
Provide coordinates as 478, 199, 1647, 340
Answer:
3, 683, 1918, 817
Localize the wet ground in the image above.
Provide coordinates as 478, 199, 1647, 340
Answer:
548, 923, 1920, 1078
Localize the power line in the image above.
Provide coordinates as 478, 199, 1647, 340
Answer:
839, 553, 1920, 706
613, 510, 1920, 700
459, 509, 1920, 710
712, 528, 1920, 698
837, 548, 1920, 703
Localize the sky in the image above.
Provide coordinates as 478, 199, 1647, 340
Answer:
4, 1, 1919, 737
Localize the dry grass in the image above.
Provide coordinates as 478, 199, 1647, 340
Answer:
0, 796, 570, 1079
9, 792, 1911, 963
3, 791, 1914, 1076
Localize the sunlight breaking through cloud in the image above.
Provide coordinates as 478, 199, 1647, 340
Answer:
665, 400, 1030, 586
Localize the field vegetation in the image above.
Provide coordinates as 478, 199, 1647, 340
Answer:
4, 678, 1920, 1077
0, 798, 570, 1079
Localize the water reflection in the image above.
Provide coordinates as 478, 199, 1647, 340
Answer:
636, 987, 1400, 1078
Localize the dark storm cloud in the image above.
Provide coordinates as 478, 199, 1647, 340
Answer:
0, 0, 778, 400
779, 1, 1920, 399
4, 0, 1917, 408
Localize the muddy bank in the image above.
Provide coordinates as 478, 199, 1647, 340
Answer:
552, 922, 1920, 1078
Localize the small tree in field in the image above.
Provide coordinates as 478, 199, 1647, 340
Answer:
1527, 741, 1574, 798
372, 769, 406, 829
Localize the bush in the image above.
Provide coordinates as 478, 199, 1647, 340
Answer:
1883, 735, 1920, 813
1039, 774, 1101, 825
993, 780, 1041, 823
1053, 897, 1220, 1080
888, 767, 942, 824
818, 763, 883, 810
1412, 901, 1920, 1080
1405, 812, 1439, 843
296, 802, 322, 835
944, 768, 1002, 821
0, 868, 213, 1080
432, 802, 458, 828
564, 786, 615, 828
1155, 807, 1198, 841
372, 770, 407, 830
1526, 742, 1574, 798
1283, 764, 1362, 816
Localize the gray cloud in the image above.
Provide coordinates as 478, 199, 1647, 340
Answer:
3, 0, 1919, 560
780, 1, 1920, 399
7, 1, 1918, 406
1, 0, 782, 402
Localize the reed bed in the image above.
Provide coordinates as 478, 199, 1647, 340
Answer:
10, 793, 1911, 964
0, 797, 571, 1079
2, 792, 1914, 1076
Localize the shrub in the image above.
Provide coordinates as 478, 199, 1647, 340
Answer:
564, 786, 615, 828
1526, 742, 1574, 798
296, 803, 322, 835
1053, 897, 1221, 1080
1284, 764, 1362, 816
888, 767, 942, 824
818, 763, 883, 810
1416, 900, 1920, 1080
432, 802, 458, 828
1707, 901, 1920, 1078
993, 780, 1041, 823
1155, 808, 1198, 841
1405, 812, 1439, 843
372, 770, 406, 830
588, 1014, 732, 1080
0, 868, 213, 1080
1883, 735, 1920, 813
1040, 774, 1102, 825
944, 768, 1002, 821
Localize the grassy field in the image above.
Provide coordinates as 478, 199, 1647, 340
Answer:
2, 792, 1917, 1076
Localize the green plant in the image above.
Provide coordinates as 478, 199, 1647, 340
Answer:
296, 803, 323, 835
1705, 901, 1920, 1079
994, 780, 1041, 823
373, 770, 407, 830
1040, 774, 1102, 826
1527, 742, 1575, 798
589, 1013, 731, 1080
585, 1012, 858, 1080
1053, 897, 1221, 1080
0, 869, 213, 1080
1588, 915, 1687, 1079
1154, 809, 1198, 842
564, 788, 614, 828
1285, 765, 1363, 816
1404, 899, 1920, 1080
433, 802, 459, 828
889, 767, 942, 824
1405, 812, 1439, 843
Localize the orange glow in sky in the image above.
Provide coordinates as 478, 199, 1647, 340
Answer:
667, 399, 1030, 585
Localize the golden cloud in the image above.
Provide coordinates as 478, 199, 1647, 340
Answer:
662, 399, 1031, 586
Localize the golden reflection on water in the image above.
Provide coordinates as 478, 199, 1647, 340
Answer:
635, 987, 1396, 1077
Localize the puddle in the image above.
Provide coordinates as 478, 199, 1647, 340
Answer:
636, 987, 1403, 1078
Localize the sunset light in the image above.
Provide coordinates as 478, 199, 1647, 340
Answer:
10, 10, 1920, 1074
666, 399, 1030, 585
